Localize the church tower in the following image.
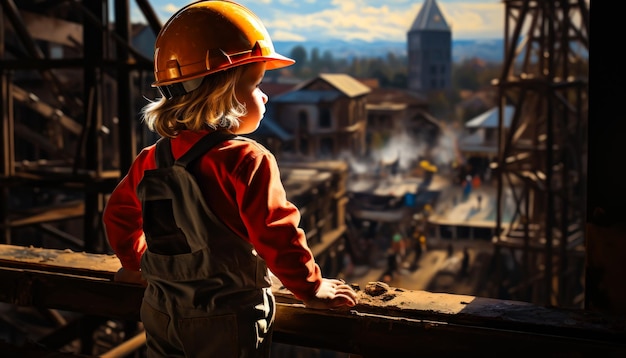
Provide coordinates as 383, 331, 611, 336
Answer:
407, 0, 452, 94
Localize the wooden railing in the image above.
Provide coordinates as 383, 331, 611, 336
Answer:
0, 244, 624, 357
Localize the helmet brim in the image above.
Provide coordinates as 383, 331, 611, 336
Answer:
153, 54, 295, 88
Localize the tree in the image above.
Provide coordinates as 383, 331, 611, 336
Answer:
289, 45, 308, 76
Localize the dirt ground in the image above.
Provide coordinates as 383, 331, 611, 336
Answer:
342, 237, 496, 299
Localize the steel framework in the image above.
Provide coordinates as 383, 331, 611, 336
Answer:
491, 0, 589, 307
0, 0, 159, 251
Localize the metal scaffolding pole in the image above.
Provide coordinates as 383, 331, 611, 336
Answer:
491, 0, 589, 307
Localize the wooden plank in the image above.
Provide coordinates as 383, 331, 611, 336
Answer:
5, 201, 85, 228
0, 245, 624, 356
0, 244, 119, 279
0, 267, 142, 320
273, 304, 626, 357
12, 85, 82, 135
0, 265, 624, 357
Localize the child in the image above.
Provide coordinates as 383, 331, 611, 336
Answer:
102, 1, 358, 357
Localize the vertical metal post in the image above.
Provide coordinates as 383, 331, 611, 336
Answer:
82, 0, 106, 253
115, 0, 136, 175
0, 74, 14, 244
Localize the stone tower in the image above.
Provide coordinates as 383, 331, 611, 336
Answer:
407, 0, 452, 94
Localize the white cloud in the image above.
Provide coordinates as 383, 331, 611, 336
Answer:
442, 3, 504, 39
139, 1, 506, 41
162, 3, 181, 14
264, 2, 423, 42
271, 30, 306, 41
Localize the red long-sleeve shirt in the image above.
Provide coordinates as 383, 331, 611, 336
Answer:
102, 130, 322, 301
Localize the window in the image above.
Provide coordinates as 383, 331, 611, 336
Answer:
298, 111, 308, 132
319, 108, 332, 128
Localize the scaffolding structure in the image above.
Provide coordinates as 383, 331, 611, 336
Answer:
1, 0, 591, 308
491, 0, 589, 307
0, 0, 159, 252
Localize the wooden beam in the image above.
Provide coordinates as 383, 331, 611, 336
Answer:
0, 267, 143, 320
0, 244, 624, 356
273, 303, 626, 357
0, 243, 119, 279
4, 200, 84, 228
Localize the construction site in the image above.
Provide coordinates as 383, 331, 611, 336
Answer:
1, 1, 624, 357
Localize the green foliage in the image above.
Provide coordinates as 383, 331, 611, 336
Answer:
283, 47, 502, 123
288, 47, 501, 97
452, 59, 501, 91
289, 46, 409, 88
289, 45, 308, 77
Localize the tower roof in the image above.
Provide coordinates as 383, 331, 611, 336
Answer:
409, 0, 450, 32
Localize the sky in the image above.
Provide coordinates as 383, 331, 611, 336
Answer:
134, 0, 505, 42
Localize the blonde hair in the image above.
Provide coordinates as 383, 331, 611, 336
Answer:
142, 65, 249, 138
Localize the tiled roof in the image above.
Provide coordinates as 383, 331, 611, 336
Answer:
294, 73, 371, 98
465, 106, 514, 128
318, 73, 371, 97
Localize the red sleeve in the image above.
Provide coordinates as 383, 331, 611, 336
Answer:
234, 149, 322, 301
104, 133, 322, 300
102, 146, 155, 271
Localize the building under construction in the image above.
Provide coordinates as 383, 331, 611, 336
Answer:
489, 0, 589, 309
1, 1, 624, 357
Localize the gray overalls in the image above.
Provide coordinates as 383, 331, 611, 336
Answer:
137, 133, 275, 357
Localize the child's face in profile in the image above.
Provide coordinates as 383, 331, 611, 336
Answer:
234, 62, 268, 134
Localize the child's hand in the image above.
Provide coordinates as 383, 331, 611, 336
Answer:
114, 267, 147, 287
303, 278, 358, 310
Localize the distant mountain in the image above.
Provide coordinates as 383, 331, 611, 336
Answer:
274, 38, 504, 64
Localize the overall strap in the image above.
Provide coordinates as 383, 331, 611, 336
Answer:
154, 137, 174, 168
176, 130, 237, 168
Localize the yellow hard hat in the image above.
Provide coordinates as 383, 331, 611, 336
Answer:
153, 0, 295, 97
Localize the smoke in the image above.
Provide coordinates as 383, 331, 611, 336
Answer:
374, 132, 428, 170
340, 126, 462, 176
431, 127, 463, 168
